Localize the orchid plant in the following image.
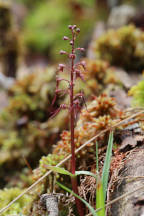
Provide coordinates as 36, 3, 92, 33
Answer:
51, 25, 86, 215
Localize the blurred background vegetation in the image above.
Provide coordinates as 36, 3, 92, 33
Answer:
0, 0, 144, 214
0, 0, 143, 179
0, 0, 143, 64
13, 0, 97, 62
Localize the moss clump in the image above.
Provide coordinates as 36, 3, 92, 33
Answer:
83, 59, 118, 94
0, 67, 69, 174
34, 94, 123, 180
129, 78, 144, 107
93, 25, 144, 71
0, 187, 33, 216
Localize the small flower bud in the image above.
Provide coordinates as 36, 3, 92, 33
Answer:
76, 28, 80, 33
70, 40, 74, 45
60, 50, 67, 55
81, 48, 85, 52
69, 54, 76, 59
68, 25, 73, 29
75, 69, 84, 81
76, 47, 85, 52
81, 60, 86, 69
58, 64, 65, 72
75, 69, 80, 74
72, 25, 77, 29
63, 36, 69, 40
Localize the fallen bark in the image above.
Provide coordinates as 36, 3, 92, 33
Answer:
110, 147, 144, 216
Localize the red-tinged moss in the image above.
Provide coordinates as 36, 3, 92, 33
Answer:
35, 94, 123, 181
81, 59, 119, 95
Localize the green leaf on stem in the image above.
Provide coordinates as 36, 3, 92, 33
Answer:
47, 166, 74, 177
75, 171, 97, 179
47, 166, 97, 179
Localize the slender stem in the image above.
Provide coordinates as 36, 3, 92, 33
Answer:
70, 29, 84, 216
70, 29, 75, 175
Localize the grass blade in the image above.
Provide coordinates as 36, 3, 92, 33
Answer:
96, 176, 105, 216
102, 131, 113, 200
56, 181, 98, 216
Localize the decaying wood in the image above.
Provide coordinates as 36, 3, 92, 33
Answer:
110, 147, 144, 216
40, 194, 59, 216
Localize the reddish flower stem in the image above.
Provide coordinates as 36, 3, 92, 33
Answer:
70, 29, 75, 175
70, 29, 84, 216
53, 25, 85, 215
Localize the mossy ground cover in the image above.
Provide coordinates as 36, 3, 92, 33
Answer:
0, 2, 144, 214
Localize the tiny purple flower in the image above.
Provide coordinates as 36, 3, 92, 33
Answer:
76, 28, 80, 33
80, 60, 86, 69
68, 25, 73, 29
60, 50, 67, 55
63, 36, 69, 40
70, 40, 74, 45
72, 25, 77, 29
58, 64, 65, 72
69, 54, 76, 59
76, 47, 85, 52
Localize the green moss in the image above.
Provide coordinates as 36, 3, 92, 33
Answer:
0, 187, 33, 216
129, 79, 144, 107
94, 25, 144, 71
83, 59, 119, 94
0, 67, 68, 169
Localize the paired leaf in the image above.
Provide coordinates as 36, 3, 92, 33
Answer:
56, 181, 98, 216
47, 166, 97, 179
102, 131, 113, 200
46, 166, 74, 177
76, 171, 97, 179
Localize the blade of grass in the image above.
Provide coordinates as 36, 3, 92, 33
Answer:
102, 131, 113, 200
96, 176, 105, 216
56, 181, 98, 216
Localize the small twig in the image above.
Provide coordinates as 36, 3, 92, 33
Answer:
22, 155, 33, 174
0, 110, 143, 215
121, 175, 144, 183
